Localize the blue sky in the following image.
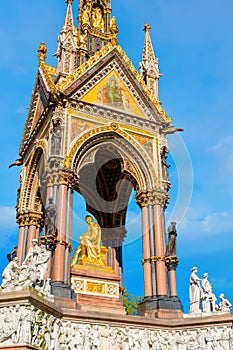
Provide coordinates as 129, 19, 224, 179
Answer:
0, 0, 233, 313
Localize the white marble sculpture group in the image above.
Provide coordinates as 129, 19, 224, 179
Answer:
0, 239, 51, 297
189, 267, 232, 314
1, 304, 233, 349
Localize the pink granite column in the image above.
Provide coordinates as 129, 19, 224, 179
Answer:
53, 184, 67, 283
170, 269, 177, 297
17, 226, 26, 265
142, 206, 153, 297
44, 186, 55, 278
46, 252, 52, 279
153, 204, 168, 296
26, 225, 37, 253
46, 186, 54, 203
64, 188, 73, 285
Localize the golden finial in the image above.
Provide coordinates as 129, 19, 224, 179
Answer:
66, 0, 73, 4
143, 22, 151, 32
110, 16, 118, 34
38, 42, 47, 64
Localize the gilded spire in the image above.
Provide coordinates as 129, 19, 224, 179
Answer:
143, 22, 151, 32
38, 42, 47, 64
140, 23, 161, 100
63, 0, 75, 32
76, 0, 117, 65
55, 0, 77, 75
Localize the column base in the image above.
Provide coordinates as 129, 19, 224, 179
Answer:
137, 295, 184, 319
51, 282, 76, 301
70, 266, 125, 315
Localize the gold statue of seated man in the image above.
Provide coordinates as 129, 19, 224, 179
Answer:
71, 215, 105, 267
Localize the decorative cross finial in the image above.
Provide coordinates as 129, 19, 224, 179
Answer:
38, 42, 47, 64
143, 22, 151, 32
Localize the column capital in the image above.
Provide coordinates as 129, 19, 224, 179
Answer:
17, 211, 43, 228
104, 8, 112, 14
165, 256, 179, 271
44, 167, 79, 189
136, 189, 169, 208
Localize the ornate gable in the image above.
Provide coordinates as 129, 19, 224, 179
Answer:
58, 45, 171, 124
80, 70, 145, 118
19, 73, 49, 155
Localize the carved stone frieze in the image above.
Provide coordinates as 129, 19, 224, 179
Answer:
0, 303, 233, 349
67, 100, 161, 135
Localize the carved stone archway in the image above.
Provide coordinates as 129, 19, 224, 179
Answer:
69, 129, 159, 294
17, 147, 45, 264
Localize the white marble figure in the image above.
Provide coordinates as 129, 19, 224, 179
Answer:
44, 315, 54, 350
50, 319, 61, 350
31, 309, 42, 346
205, 328, 215, 350
1, 240, 52, 295
101, 325, 112, 350
35, 245, 50, 282
90, 325, 101, 349
68, 323, 81, 350
218, 293, 232, 313
166, 330, 178, 349
175, 331, 187, 350
139, 329, 150, 350
18, 306, 34, 344
0, 305, 17, 344
131, 329, 141, 349
60, 321, 73, 349
83, 324, 92, 350
221, 326, 231, 350
189, 267, 201, 313
22, 239, 41, 268
149, 330, 166, 350
1, 257, 20, 290
75, 324, 85, 349
42, 277, 52, 297
158, 330, 167, 350
113, 327, 129, 350
201, 272, 217, 312
196, 329, 206, 349
15, 264, 32, 290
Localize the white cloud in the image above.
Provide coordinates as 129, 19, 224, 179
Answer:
201, 212, 233, 233
211, 277, 233, 292
180, 208, 233, 237
208, 136, 233, 179
0, 206, 18, 250
15, 105, 26, 115
0, 206, 17, 229
209, 136, 233, 155
124, 210, 141, 245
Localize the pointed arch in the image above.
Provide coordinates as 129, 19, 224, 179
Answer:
20, 147, 46, 213
66, 125, 158, 191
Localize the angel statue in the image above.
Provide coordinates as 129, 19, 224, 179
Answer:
71, 215, 105, 267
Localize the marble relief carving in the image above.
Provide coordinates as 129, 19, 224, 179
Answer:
1, 304, 233, 349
